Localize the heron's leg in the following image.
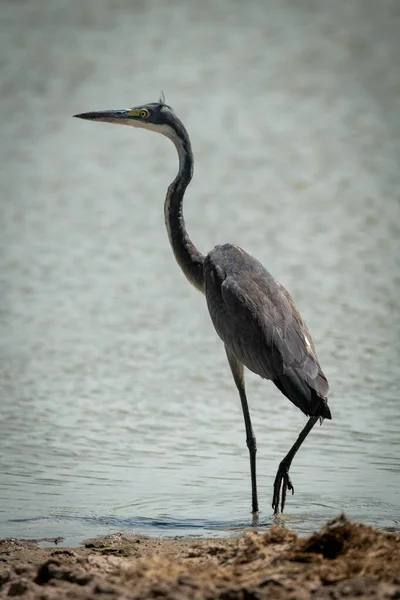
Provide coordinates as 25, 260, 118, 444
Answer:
272, 416, 318, 515
225, 346, 259, 515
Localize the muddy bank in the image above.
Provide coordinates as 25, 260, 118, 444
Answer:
1, 516, 399, 599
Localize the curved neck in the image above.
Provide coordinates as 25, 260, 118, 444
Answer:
164, 123, 205, 292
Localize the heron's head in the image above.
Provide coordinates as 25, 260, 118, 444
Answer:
74, 96, 183, 143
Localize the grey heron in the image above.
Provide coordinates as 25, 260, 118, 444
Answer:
74, 99, 331, 516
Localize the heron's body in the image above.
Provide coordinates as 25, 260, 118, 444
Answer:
75, 99, 331, 516
204, 244, 330, 418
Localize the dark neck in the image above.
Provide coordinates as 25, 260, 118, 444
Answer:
164, 123, 205, 292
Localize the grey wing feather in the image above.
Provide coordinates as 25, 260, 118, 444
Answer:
220, 274, 283, 377
220, 274, 321, 382
204, 246, 329, 411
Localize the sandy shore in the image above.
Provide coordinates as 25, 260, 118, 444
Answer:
1, 515, 399, 599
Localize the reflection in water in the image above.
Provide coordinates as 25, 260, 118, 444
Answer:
0, 0, 399, 545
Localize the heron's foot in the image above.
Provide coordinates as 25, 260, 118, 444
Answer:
272, 462, 294, 515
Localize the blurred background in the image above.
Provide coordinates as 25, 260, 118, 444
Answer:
0, 0, 399, 546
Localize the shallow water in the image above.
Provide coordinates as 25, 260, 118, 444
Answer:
1, 0, 399, 547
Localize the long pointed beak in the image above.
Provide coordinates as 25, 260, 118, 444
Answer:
73, 109, 131, 124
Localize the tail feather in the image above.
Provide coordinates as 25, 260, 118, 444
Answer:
273, 368, 331, 419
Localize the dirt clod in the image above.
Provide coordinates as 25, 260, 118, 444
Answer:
0, 515, 399, 599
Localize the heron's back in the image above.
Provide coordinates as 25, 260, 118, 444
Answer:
204, 243, 330, 419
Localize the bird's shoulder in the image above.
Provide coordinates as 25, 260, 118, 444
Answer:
204, 243, 290, 324
204, 243, 321, 374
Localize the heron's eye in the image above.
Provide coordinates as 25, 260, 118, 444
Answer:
139, 109, 150, 119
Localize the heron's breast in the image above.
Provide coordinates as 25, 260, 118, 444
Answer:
204, 274, 273, 379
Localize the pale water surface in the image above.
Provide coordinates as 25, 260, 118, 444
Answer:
1, 0, 399, 546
